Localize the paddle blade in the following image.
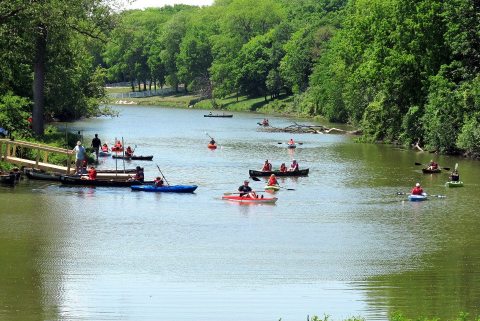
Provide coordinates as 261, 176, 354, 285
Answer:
414, 162, 423, 166
277, 142, 283, 144
455, 163, 458, 171
250, 176, 261, 181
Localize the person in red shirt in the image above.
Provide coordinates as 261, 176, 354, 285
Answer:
279, 163, 287, 172
125, 146, 133, 157
427, 160, 438, 170
261, 160, 272, 172
289, 159, 299, 171
267, 174, 278, 186
154, 176, 164, 187
411, 183, 423, 195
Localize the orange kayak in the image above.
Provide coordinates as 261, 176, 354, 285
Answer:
222, 195, 277, 204
208, 144, 217, 149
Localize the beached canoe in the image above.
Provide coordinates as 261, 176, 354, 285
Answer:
222, 195, 278, 204
131, 185, 198, 193
422, 168, 441, 174
445, 181, 464, 187
204, 114, 233, 118
0, 174, 16, 185
60, 176, 150, 187
207, 144, 217, 149
249, 169, 309, 177
408, 194, 428, 201
112, 155, 153, 161
264, 185, 280, 191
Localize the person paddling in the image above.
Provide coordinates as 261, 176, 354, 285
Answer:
288, 159, 299, 171
154, 176, 164, 187
267, 174, 278, 187
209, 138, 216, 145
125, 146, 133, 157
279, 163, 287, 172
427, 160, 438, 170
101, 143, 109, 152
411, 183, 424, 195
288, 138, 295, 145
238, 180, 256, 198
450, 169, 460, 182
129, 166, 144, 182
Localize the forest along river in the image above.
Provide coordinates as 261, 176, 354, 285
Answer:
1, 105, 479, 321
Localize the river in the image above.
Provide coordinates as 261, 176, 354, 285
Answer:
1, 105, 479, 321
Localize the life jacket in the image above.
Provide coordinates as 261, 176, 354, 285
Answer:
88, 169, 97, 180
411, 187, 423, 195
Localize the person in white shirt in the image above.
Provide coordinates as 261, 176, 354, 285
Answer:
73, 141, 86, 174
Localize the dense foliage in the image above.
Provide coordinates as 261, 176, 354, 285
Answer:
1, 0, 479, 155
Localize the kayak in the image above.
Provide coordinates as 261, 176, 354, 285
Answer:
287, 144, 296, 149
408, 194, 428, 201
207, 144, 217, 149
131, 184, 198, 193
249, 169, 309, 177
99, 151, 111, 156
422, 168, 441, 174
445, 181, 464, 187
264, 185, 280, 191
222, 195, 278, 204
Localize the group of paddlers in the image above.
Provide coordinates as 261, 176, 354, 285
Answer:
411, 160, 460, 195
261, 159, 299, 172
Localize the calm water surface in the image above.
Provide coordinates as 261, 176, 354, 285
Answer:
1, 105, 479, 321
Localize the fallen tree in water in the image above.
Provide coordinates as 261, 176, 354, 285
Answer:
258, 122, 362, 135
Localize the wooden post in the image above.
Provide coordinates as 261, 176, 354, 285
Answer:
12, 144, 17, 157
35, 148, 40, 167
6, 142, 10, 157
44, 151, 48, 163
66, 152, 72, 174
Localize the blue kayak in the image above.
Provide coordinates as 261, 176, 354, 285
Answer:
408, 194, 428, 202
131, 185, 198, 193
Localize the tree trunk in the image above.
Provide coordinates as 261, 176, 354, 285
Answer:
131, 81, 134, 92
143, 80, 146, 91
137, 81, 141, 92
33, 26, 47, 136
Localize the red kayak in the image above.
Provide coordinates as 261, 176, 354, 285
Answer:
222, 195, 278, 204
208, 144, 217, 149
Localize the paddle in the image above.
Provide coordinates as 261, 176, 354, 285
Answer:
396, 192, 446, 198
278, 185, 295, 191
250, 176, 261, 181
278, 142, 303, 145
414, 162, 450, 171
224, 191, 263, 195
156, 164, 170, 186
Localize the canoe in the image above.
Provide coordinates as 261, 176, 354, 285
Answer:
422, 168, 441, 174
60, 176, 151, 187
264, 185, 280, 191
131, 185, 198, 193
25, 170, 62, 181
204, 114, 233, 118
207, 144, 217, 149
112, 155, 153, 161
445, 181, 464, 187
222, 195, 278, 204
287, 144, 296, 149
408, 194, 428, 202
249, 168, 309, 177
99, 151, 111, 156
97, 168, 137, 174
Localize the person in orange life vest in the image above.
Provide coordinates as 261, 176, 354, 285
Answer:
427, 160, 438, 170
288, 138, 295, 145
289, 159, 299, 171
154, 176, 164, 187
101, 143, 109, 152
267, 174, 278, 186
129, 166, 144, 182
113, 140, 122, 151
125, 146, 133, 157
411, 183, 424, 195
279, 163, 287, 172
261, 159, 272, 171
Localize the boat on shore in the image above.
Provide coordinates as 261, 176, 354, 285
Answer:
0, 173, 17, 185
112, 155, 153, 161
249, 169, 309, 177
131, 185, 198, 193
60, 176, 151, 187
204, 113, 233, 118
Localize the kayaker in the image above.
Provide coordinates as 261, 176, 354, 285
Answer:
238, 180, 253, 197
262, 118, 269, 126
411, 183, 424, 195
101, 143, 109, 152
427, 160, 438, 170
125, 146, 133, 157
113, 140, 122, 151
154, 176, 164, 187
91, 134, 101, 161
289, 159, 299, 171
261, 160, 272, 172
129, 166, 144, 182
267, 174, 278, 186
279, 163, 287, 172
72, 141, 86, 175
209, 138, 216, 145
450, 170, 460, 182
288, 138, 295, 145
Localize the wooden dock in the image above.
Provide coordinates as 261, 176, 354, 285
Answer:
0, 139, 74, 174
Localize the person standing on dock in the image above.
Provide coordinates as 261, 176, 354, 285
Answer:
73, 141, 86, 174
91, 134, 101, 161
